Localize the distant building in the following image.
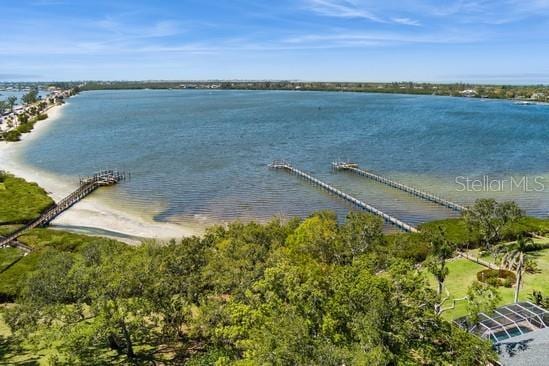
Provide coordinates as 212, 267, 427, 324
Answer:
460, 89, 478, 97
531, 92, 545, 100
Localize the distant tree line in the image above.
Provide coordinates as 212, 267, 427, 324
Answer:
78, 81, 549, 101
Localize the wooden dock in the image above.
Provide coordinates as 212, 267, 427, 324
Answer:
0, 237, 32, 254
0, 170, 126, 252
332, 161, 467, 212
269, 161, 418, 233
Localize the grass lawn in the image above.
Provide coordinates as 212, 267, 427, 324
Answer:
432, 238, 549, 320
0, 174, 54, 225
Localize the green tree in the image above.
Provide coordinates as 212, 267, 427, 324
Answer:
424, 227, 455, 314
22, 89, 38, 105
144, 237, 209, 338
498, 235, 538, 303
285, 211, 340, 264
7, 96, 17, 111
5, 243, 156, 362
466, 281, 501, 327
0, 100, 8, 114
464, 199, 522, 249
17, 113, 29, 124
3, 211, 501, 365
338, 211, 384, 264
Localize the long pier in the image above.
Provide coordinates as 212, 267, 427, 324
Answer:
0, 170, 125, 252
269, 161, 418, 233
332, 162, 467, 212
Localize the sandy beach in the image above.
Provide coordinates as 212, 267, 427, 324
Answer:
0, 101, 202, 243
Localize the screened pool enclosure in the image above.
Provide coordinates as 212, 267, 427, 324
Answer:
455, 302, 549, 343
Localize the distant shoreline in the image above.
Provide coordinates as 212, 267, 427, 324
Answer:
0, 99, 201, 243
78, 81, 549, 103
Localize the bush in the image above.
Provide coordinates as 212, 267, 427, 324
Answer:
6, 113, 48, 139
17, 113, 29, 124
36, 113, 48, 121
3, 129, 21, 141
529, 290, 549, 309
504, 217, 549, 237
502, 278, 513, 288
16, 122, 35, 133
419, 218, 482, 248
0, 174, 54, 224
386, 232, 430, 262
477, 269, 516, 287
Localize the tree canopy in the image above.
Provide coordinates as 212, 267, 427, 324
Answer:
4, 212, 497, 365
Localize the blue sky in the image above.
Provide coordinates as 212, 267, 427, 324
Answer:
1, 0, 549, 82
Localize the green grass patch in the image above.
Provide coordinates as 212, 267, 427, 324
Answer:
430, 243, 549, 319
0, 174, 54, 225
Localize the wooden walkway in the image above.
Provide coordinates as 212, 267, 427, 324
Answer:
457, 251, 501, 270
332, 161, 467, 212
270, 161, 418, 233
0, 170, 125, 252
0, 236, 32, 253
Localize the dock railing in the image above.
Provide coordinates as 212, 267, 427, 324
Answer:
332, 161, 467, 212
270, 161, 418, 233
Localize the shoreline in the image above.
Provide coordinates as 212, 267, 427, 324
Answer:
0, 100, 202, 243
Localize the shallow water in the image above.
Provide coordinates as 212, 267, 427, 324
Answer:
20, 90, 549, 229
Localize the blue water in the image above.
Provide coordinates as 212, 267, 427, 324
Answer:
20, 90, 549, 228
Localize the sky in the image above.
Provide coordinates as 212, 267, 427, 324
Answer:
1, 0, 549, 83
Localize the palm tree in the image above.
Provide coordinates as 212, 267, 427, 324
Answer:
426, 227, 455, 315
7, 96, 17, 112
0, 100, 7, 114
499, 236, 537, 303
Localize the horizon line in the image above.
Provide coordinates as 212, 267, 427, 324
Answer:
1, 79, 549, 87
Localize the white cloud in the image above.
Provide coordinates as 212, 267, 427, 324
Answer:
304, 0, 421, 26
391, 17, 421, 26
303, 0, 549, 26
304, 0, 385, 22
284, 30, 483, 47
